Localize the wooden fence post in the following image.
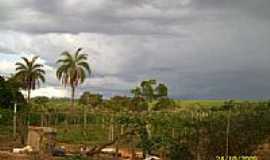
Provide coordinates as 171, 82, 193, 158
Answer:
13, 103, 17, 139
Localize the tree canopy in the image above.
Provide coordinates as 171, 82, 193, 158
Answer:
15, 56, 46, 103
131, 79, 168, 101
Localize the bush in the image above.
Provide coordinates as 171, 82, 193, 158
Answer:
152, 98, 175, 111
130, 97, 149, 112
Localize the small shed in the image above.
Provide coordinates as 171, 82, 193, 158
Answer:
27, 126, 57, 153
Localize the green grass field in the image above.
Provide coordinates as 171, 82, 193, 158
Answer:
175, 99, 226, 107
174, 99, 262, 108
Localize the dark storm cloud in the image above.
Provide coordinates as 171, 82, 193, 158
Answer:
0, 0, 194, 35
0, 0, 270, 99
0, 0, 269, 35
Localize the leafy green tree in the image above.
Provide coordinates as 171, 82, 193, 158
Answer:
15, 56, 46, 103
79, 92, 103, 108
56, 48, 91, 109
129, 80, 171, 157
131, 79, 170, 111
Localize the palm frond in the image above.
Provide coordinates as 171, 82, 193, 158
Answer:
61, 51, 73, 60
31, 56, 39, 64
57, 58, 71, 64
37, 73, 46, 83
32, 64, 44, 69
15, 62, 27, 69
79, 67, 86, 83
78, 61, 91, 74
21, 57, 31, 67
34, 68, 46, 74
75, 48, 83, 59
16, 65, 28, 71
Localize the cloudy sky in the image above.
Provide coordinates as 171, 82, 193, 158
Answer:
0, 0, 270, 99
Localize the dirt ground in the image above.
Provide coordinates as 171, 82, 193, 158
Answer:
0, 151, 59, 160
0, 136, 22, 151
0, 151, 29, 160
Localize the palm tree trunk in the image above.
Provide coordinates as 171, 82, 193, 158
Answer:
71, 85, 75, 110
27, 87, 31, 103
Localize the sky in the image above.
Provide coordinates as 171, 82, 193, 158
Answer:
0, 0, 270, 99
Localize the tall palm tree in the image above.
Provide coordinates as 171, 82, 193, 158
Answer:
56, 48, 91, 109
15, 56, 46, 103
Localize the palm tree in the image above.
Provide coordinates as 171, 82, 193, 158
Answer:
15, 56, 46, 103
56, 48, 91, 109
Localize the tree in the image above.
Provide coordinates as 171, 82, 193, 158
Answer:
56, 48, 91, 109
131, 80, 169, 111
15, 56, 46, 103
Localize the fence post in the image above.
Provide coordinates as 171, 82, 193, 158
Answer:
111, 116, 114, 141
13, 103, 17, 139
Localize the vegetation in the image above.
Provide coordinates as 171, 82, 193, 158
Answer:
0, 51, 269, 160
